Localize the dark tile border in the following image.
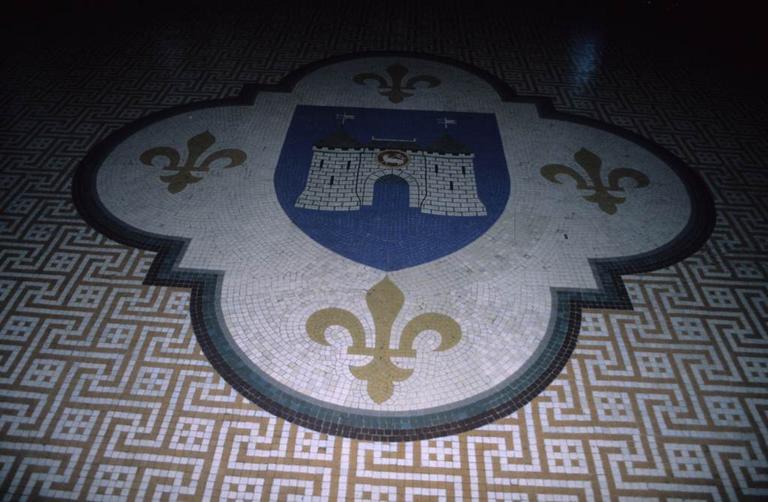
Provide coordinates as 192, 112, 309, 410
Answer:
72, 52, 715, 442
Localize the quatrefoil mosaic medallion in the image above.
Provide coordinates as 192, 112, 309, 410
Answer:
73, 53, 714, 440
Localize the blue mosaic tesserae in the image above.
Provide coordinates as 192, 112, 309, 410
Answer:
274, 105, 511, 271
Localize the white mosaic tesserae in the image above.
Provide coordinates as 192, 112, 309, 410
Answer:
85, 55, 709, 439
7, 4, 766, 496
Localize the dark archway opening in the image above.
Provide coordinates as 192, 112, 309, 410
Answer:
371, 174, 410, 211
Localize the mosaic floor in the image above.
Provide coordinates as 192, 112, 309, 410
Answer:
2, 2, 767, 500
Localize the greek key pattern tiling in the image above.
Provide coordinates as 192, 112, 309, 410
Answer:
1, 3, 767, 500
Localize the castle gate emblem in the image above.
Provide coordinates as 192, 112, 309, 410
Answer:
295, 128, 486, 217
74, 54, 714, 440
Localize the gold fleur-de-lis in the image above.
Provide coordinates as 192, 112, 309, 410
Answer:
541, 148, 650, 214
139, 131, 246, 193
353, 64, 440, 104
306, 277, 460, 404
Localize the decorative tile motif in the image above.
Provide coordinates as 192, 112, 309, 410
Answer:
294, 120, 487, 216
276, 105, 508, 270
140, 131, 247, 193
72, 53, 714, 440
353, 63, 440, 103
307, 277, 461, 403
1, 4, 766, 498
541, 147, 649, 214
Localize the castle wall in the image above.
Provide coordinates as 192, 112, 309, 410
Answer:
295, 146, 487, 217
295, 148, 362, 211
